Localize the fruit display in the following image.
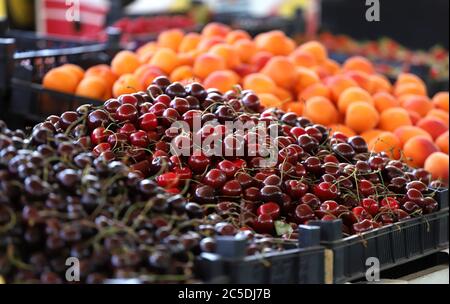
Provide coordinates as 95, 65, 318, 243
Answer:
41, 23, 449, 179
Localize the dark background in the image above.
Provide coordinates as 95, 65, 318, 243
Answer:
321, 0, 449, 49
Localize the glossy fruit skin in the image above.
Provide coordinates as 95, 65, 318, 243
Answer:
156, 172, 179, 188
313, 182, 339, 201
130, 131, 150, 148
203, 169, 227, 188
139, 113, 158, 131
361, 198, 379, 216
188, 155, 211, 174
257, 202, 281, 220
253, 214, 274, 234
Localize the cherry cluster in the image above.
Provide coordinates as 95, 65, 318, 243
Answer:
0, 118, 283, 284
83, 77, 444, 237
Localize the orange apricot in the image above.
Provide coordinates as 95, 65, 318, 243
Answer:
367, 74, 392, 94
432, 91, 449, 112
197, 36, 225, 52
329, 124, 357, 137
170, 65, 195, 83
283, 101, 304, 116
112, 74, 143, 98
379, 107, 413, 132
85, 64, 118, 89
243, 73, 277, 95
394, 126, 433, 147
233, 39, 258, 63
62, 64, 85, 82
426, 109, 449, 126
289, 49, 317, 68
179, 32, 201, 53
255, 31, 296, 56
373, 92, 399, 113
403, 136, 440, 167
226, 30, 251, 44
137, 42, 158, 58
361, 129, 384, 145
401, 95, 433, 117
149, 48, 179, 74
342, 56, 375, 74
325, 75, 358, 102
394, 82, 427, 97
193, 53, 226, 79
273, 87, 293, 103
369, 132, 402, 160
297, 41, 328, 63
396, 73, 425, 87
202, 22, 231, 38
424, 152, 449, 184
337, 87, 373, 114
43, 67, 79, 94
157, 29, 184, 51
345, 70, 371, 91
76, 76, 108, 100
436, 131, 449, 154
209, 44, 241, 69
295, 67, 320, 94
304, 96, 339, 126
259, 93, 282, 108
111, 50, 141, 76
298, 83, 331, 102
261, 56, 297, 89
203, 70, 240, 94
345, 102, 380, 133
416, 118, 448, 140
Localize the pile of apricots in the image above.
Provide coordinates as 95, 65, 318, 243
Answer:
42, 23, 449, 183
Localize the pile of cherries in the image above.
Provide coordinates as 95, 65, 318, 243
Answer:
80, 77, 444, 237
0, 118, 284, 284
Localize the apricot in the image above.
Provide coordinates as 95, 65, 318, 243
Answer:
289, 49, 317, 67
367, 74, 392, 94
426, 109, 449, 126
255, 31, 296, 56
298, 83, 331, 102
251, 51, 273, 71
197, 36, 225, 52
76, 76, 108, 100
361, 129, 384, 145
179, 33, 201, 53
325, 75, 358, 102
379, 107, 413, 132
243, 73, 277, 95
436, 131, 449, 154
338, 87, 373, 114
297, 41, 328, 63
226, 30, 251, 44
233, 39, 258, 63
342, 56, 375, 74
62, 64, 85, 82
432, 91, 449, 112
149, 48, 179, 74
345, 70, 371, 91
111, 51, 141, 76
394, 82, 427, 97
209, 44, 241, 69
273, 87, 293, 103
295, 67, 320, 94
157, 29, 184, 51
202, 22, 231, 38
369, 132, 402, 160
304, 96, 339, 126
259, 93, 282, 108
261, 56, 297, 89
193, 53, 226, 80
283, 101, 304, 116
401, 95, 433, 117
424, 152, 449, 184
394, 126, 433, 147
112, 74, 143, 98
345, 102, 380, 133
43, 67, 79, 94
416, 118, 448, 140
203, 70, 239, 94
85, 64, 118, 89
373, 92, 400, 113
329, 124, 357, 137
170, 65, 195, 83
403, 136, 439, 168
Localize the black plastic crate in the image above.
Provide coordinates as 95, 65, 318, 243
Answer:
309, 189, 449, 284
0, 28, 122, 127
197, 226, 326, 284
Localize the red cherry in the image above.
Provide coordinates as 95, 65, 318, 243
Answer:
108, 133, 128, 148
313, 182, 339, 201
116, 104, 138, 122
217, 160, 238, 179
174, 167, 192, 181
221, 180, 242, 197
139, 113, 158, 131
257, 202, 281, 220
148, 102, 167, 116
380, 197, 400, 210
188, 154, 211, 174
353, 219, 374, 233
93, 143, 111, 157
290, 127, 306, 139
91, 127, 111, 145
284, 180, 308, 199
203, 169, 227, 188
294, 204, 315, 224
155, 94, 172, 107
119, 94, 139, 106
322, 214, 337, 221
118, 123, 137, 138
253, 214, 274, 234
130, 131, 150, 148
352, 206, 373, 220
361, 198, 379, 216
358, 180, 375, 197
156, 172, 180, 188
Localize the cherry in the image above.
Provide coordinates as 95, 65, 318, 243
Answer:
304, 156, 322, 175
352, 206, 372, 220
93, 143, 111, 157
284, 180, 308, 199
87, 110, 109, 130
298, 135, 318, 153
314, 182, 339, 201
421, 197, 438, 214
402, 201, 421, 214
118, 123, 137, 138
156, 172, 180, 188
348, 136, 368, 153
317, 200, 339, 217
170, 97, 190, 114
188, 154, 210, 174
116, 104, 138, 122
305, 126, 323, 143
104, 99, 121, 113
260, 185, 283, 203
406, 181, 428, 193
358, 180, 375, 197
257, 202, 281, 220
301, 193, 321, 210
353, 219, 374, 233
332, 143, 355, 160
236, 172, 255, 189
119, 94, 139, 106
394, 209, 411, 221
361, 198, 379, 216
194, 185, 216, 204
380, 197, 400, 210
139, 113, 158, 131
217, 160, 238, 179
263, 175, 282, 186
253, 214, 274, 234
130, 131, 149, 148
166, 82, 187, 98
91, 127, 111, 145
203, 169, 227, 188
294, 204, 315, 224
406, 188, 423, 204
221, 180, 243, 197
322, 214, 337, 221
290, 127, 306, 139
340, 211, 358, 227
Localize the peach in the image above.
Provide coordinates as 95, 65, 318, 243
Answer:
417, 118, 448, 140
403, 136, 439, 168
424, 152, 449, 184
